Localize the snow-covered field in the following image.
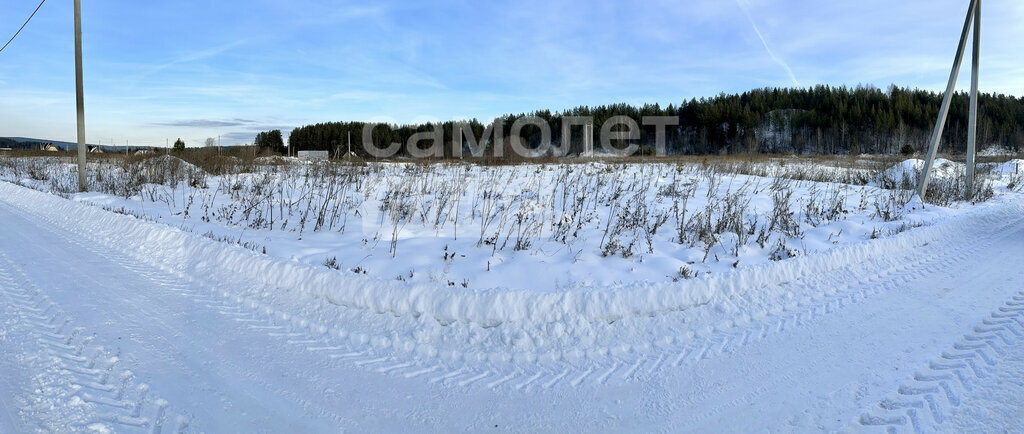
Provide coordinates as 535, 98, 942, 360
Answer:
1, 155, 1023, 432
2, 156, 1019, 294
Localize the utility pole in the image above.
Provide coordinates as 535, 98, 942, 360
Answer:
919, 0, 981, 200
966, 0, 981, 198
584, 123, 594, 158
74, 0, 87, 192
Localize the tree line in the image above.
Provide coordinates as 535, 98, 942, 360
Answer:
269, 85, 1024, 158
0, 138, 40, 150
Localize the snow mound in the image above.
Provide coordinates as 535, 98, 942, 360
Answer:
145, 155, 203, 173
991, 159, 1024, 176
875, 159, 961, 189
255, 156, 296, 165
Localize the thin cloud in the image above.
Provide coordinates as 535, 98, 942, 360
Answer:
155, 119, 251, 128
128, 39, 249, 88
736, 0, 800, 86
222, 126, 296, 143
222, 132, 260, 142
156, 40, 248, 72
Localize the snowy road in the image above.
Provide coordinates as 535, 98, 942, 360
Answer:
2, 181, 1024, 433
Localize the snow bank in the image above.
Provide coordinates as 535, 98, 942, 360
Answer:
2, 181, 1021, 327
991, 159, 1024, 176
146, 155, 202, 173
874, 158, 961, 188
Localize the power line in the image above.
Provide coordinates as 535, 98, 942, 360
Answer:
0, 0, 47, 55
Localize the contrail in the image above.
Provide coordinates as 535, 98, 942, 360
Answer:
736, 0, 800, 86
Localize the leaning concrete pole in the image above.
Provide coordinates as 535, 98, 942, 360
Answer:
966, 0, 981, 199
74, 0, 87, 192
919, 0, 977, 199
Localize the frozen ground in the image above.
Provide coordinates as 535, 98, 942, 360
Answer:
1, 158, 1024, 432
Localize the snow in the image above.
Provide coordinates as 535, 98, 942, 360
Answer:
873, 157, 961, 188
0, 159, 984, 325
979, 145, 1019, 157
0, 158, 979, 297
991, 159, 1024, 176
2, 156, 1024, 432
146, 155, 201, 172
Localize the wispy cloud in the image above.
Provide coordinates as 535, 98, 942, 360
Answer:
222, 125, 297, 143
154, 119, 252, 128
221, 132, 260, 142
131, 39, 249, 87
735, 0, 800, 86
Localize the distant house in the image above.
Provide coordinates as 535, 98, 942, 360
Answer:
0, 147, 13, 153
135, 149, 154, 155
88, 146, 104, 153
297, 150, 329, 161
40, 143, 59, 152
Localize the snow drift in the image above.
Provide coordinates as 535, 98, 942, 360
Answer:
1, 181, 1021, 327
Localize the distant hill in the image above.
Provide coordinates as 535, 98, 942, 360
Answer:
1, 137, 254, 153
1, 137, 114, 151
3, 137, 98, 151
0, 137, 38, 150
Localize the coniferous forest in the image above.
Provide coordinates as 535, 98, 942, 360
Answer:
283, 85, 1024, 158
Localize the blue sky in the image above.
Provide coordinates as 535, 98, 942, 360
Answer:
1, 0, 1022, 147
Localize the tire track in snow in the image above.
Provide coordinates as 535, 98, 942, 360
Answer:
498, 210, 1022, 395
679, 217, 1019, 426
2, 196, 536, 397
0, 202, 356, 428
0, 251, 187, 433
5, 199, 1011, 401
856, 289, 1024, 433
